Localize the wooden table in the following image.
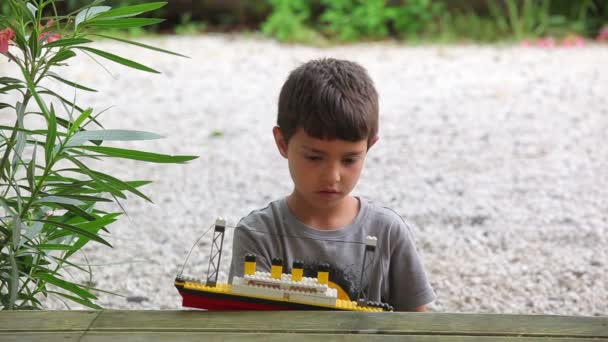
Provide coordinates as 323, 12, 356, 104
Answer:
1, 310, 607, 341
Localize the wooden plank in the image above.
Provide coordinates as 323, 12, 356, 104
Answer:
0, 310, 99, 331
78, 332, 608, 342
91, 311, 608, 339
0, 332, 82, 342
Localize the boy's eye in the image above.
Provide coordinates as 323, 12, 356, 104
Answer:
342, 158, 357, 165
306, 155, 322, 161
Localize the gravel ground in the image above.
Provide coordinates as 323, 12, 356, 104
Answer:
1, 34, 606, 315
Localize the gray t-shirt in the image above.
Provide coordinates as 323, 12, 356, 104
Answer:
228, 197, 436, 311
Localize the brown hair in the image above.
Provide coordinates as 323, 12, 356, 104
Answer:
277, 58, 378, 147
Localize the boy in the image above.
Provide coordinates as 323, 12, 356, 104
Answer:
228, 58, 435, 311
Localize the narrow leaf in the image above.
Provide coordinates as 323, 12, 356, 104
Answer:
35, 219, 112, 247
11, 102, 26, 170
48, 50, 77, 65
27, 144, 37, 190
0, 84, 25, 93
48, 291, 102, 310
68, 108, 93, 136
75, 6, 111, 28
77, 47, 160, 73
92, 34, 188, 57
56, 203, 97, 221
26, 3, 37, 17
95, 2, 167, 19
44, 38, 92, 49
44, 105, 57, 166
48, 73, 97, 92
78, 146, 197, 163
35, 273, 97, 300
66, 129, 163, 147
64, 157, 127, 199
35, 196, 85, 206
86, 18, 164, 29
0, 77, 23, 84
39, 89, 86, 115
35, 244, 72, 250
52, 194, 112, 203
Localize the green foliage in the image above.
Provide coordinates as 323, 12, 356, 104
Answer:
0, 0, 195, 310
488, 0, 603, 40
320, 0, 393, 41
387, 0, 444, 40
261, 0, 315, 43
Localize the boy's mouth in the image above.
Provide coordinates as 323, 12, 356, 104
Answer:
318, 189, 340, 195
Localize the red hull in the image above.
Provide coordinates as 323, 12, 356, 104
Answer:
179, 290, 296, 311
176, 287, 339, 311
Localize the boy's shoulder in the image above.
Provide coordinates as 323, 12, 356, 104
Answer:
360, 197, 417, 239
238, 198, 285, 227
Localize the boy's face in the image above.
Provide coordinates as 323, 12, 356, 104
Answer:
273, 127, 377, 211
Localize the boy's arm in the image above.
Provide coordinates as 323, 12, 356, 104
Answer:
413, 305, 427, 312
388, 221, 436, 311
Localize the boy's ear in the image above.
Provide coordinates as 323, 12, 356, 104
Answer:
273, 126, 288, 158
367, 136, 379, 150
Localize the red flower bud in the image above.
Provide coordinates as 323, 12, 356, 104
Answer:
0, 27, 15, 54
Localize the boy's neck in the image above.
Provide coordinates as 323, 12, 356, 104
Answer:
286, 193, 360, 231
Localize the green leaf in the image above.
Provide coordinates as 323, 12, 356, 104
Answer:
39, 89, 87, 115
92, 34, 189, 57
11, 102, 26, 170
44, 38, 92, 49
35, 244, 72, 250
47, 50, 77, 65
78, 146, 198, 164
52, 194, 112, 203
68, 108, 94, 135
47, 73, 97, 92
67, 216, 120, 258
28, 25, 40, 58
75, 6, 111, 28
86, 18, 164, 29
44, 105, 57, 166
94, 2, 167, 19
64, 157, 128, 199
89, 170, 151, 202
26, 3, 37, 17
77, 47, 160, 73
35, 219, 112, 247
35, 196, 85, 206
0, 77, 23, 84
27, 144, 37, 190
47, 291, 102, 310
0, 84, 25, 94
35, 273, 97, 300
66, 129, 163, 147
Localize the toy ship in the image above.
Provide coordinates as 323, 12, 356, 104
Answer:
175, 218, 393, 312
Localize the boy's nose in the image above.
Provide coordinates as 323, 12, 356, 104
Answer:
323, 163, 341, 183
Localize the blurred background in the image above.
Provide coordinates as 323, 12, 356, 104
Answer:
1, 0, 607, 315
4, 0, 605, 43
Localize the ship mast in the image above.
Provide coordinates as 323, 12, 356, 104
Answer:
205, 218, 226, 287
357, 236, 377, 306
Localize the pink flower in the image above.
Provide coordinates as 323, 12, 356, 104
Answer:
597, 26, 608, 42
561, 34, 585, 48
39, 19, 61, 44
0, 27, 15, 54
536, 37, 555, 48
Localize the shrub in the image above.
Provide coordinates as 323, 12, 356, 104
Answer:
0, 0, 196, 309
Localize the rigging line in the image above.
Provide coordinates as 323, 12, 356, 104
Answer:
178, 222, 370, 275
178, 223, 215, 276
224, 224, 367, 245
